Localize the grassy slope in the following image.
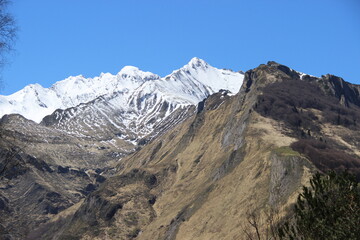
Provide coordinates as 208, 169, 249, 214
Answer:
61, 78, 315, 239
60, 62, 360, 239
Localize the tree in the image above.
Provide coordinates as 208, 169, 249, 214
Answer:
278, 171, 360, 240
0, 0, 16, 89
243, 209, 281, 240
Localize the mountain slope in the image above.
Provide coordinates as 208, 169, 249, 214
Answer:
0, 114, 105, 239
0, 58, 244, 240
48, 62, 360, 240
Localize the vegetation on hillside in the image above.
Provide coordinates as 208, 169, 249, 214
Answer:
255, 79, 360, 136
291, 140, 360, 180
278, 171, 360, 239
254, 76, 360, 179
245, 171, 360, 240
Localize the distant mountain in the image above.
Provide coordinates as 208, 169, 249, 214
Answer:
0, 66, 160, 123
0, 57, 244, 124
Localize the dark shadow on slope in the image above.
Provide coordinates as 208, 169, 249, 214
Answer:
254, 77, 360, 180
291, 139, 360, 180
255, 79, 360, 138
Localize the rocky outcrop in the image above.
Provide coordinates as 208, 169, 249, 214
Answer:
320, 74, 360, 107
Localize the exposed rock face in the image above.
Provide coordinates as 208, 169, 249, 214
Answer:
1, 61, 360, 240
321, 74, 360, 107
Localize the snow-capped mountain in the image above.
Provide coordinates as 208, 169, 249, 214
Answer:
36, 58, 243, 148
0, 57, 243, 124
0, 66, 160, 123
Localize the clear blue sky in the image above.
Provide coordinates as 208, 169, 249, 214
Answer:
1, 0, 360, 95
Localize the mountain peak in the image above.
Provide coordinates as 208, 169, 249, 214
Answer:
23, 83, 44, 92
118, 66, 160, 81
119, 65, 141, 74
186, 57, 208, 69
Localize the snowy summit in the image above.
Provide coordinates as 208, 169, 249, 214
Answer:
0, 58, 244, 123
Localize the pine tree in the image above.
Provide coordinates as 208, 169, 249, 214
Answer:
278, 171, 360, 240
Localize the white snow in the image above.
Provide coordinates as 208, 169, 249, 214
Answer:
296, 70, 316, 79
0, 58, 244, 123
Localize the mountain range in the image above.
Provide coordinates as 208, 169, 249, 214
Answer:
0, 58, 243, 155
1, 59, 360, 239
0, 57, 242, 123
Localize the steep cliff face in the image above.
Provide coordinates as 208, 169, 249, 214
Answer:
53, 61, 360, 240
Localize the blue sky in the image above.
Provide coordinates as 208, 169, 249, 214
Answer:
1, 0, 360, 95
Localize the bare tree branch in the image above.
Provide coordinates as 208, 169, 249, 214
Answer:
0, 0, 17, 89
